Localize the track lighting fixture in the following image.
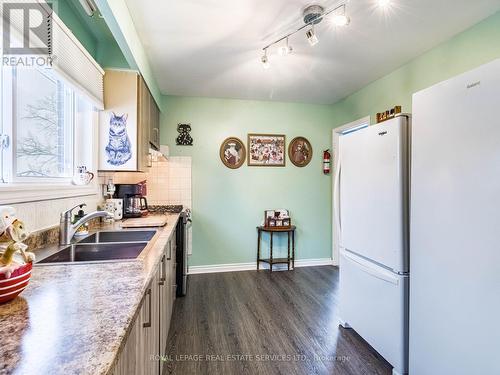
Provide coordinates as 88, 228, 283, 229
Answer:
261, 49, 270, 69
259, 3, 351, 66
306, 27, 319, 46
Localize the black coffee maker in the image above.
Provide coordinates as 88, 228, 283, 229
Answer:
115, 183, 148, 218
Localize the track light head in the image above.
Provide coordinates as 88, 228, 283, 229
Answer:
332, 14, 350, 26
261, 50, 270, 69
278, 38, 293, 56
306, 28, 319, 46
278, 45, 293, 56
332, 4, 350, 27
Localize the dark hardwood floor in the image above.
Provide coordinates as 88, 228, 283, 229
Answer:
164, 266, 392, 375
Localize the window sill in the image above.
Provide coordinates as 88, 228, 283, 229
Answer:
0, 183, 99, 205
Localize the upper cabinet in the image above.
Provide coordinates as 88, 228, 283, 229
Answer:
99, 70, 160, 171
149, 90, 161, 150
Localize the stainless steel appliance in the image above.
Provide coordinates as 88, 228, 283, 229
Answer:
176, 209, 191, 296
115, 184, 148, 218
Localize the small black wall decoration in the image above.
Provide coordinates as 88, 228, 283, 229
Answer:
176, 123, 193, 146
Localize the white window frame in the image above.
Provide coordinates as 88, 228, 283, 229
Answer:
5, 67, 75, 184
0, 68, 99, 204
332, 116, 370, 266
0, 1, 103, 204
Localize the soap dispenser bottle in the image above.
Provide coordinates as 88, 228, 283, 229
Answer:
73, 204, 89, 236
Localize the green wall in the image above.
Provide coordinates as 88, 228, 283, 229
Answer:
56, 0, 98, 57
95, 0, 162, 107
331, 10, 500, 126
160, 11, 500, 267
162, 97, 335, 266
55, 0, 129, 69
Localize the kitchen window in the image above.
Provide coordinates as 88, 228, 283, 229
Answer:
1, 66, 96, 184
0, 3, 104, 204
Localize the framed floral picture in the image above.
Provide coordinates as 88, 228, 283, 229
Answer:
247, 134, 286, 167
220, 137, 246, 169
288, 136, 313, 167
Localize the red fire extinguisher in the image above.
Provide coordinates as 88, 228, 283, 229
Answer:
323, 149, 331, 175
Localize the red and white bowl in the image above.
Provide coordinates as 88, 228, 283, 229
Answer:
0, 262, 32, 304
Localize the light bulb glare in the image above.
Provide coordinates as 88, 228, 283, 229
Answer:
377, 0, 392, 8
332, 14, 350, 27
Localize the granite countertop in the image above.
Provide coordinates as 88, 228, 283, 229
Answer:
0, 213, 180, 375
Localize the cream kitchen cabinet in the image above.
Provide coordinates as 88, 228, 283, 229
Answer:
159, 231, 176, 372
99, 69, 159, 172
110, 232, 177, 375
149, 96, 161, 150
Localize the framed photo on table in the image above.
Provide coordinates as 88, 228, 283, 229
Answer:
247, 134, 286, 167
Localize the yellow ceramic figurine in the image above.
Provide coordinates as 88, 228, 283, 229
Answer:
0, 206, 34, 266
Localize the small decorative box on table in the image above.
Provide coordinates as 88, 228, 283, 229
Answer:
257, 209, 295, 272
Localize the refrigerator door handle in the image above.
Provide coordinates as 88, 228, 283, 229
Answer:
333, 153, 342, 241
343, 250, 400, 285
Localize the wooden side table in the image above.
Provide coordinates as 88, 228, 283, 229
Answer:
256, 225, 296, 272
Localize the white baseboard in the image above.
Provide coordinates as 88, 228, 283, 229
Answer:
188, 258, 335, 275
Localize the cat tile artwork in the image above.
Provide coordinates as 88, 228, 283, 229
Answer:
176, 123, 193, 146
99, 111, 137, 170
106, 113, 132, 166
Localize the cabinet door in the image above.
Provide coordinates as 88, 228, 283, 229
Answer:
137, 76, 151, 171
111, 311, 140, 375
149, 96, 160, 150
110, 268, 163, 375
155, 101, 160, 148
151, 269, 160, 375
170, 231, 177, 307
100, 70, 140, 171
140, 276, 160, 375
149, 97, 155, 149
165, 239, 173, 334
158, 252, 169, 358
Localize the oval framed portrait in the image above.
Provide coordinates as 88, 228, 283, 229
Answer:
288, 137, 313, 167
220, 137, 246, 169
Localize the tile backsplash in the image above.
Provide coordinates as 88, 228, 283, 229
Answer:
146, 157, 192, 209
10, 195, 99, 233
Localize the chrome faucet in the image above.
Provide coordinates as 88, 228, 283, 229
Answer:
59, 203, 113, 245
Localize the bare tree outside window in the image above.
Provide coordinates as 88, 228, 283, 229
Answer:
14, 68, 73, 178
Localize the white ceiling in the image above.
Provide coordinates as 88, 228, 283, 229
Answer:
124, 0, 500, 104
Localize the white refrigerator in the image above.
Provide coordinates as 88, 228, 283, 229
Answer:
335, 115, 410, 375
410, 59, 500, 374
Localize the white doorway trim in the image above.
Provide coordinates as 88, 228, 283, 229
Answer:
332, 116, 370, 266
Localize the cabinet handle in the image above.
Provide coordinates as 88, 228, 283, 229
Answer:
154, 128, 159, 144
143, 288, 152, 328
159, 254, 166, 285
167, 241, 172, 260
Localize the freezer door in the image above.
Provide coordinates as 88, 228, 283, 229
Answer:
339, 117, 409, 272
410, 59, 500, 375
340, 250, 408, 375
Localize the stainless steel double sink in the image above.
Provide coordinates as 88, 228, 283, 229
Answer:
37, 230, 156, 264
